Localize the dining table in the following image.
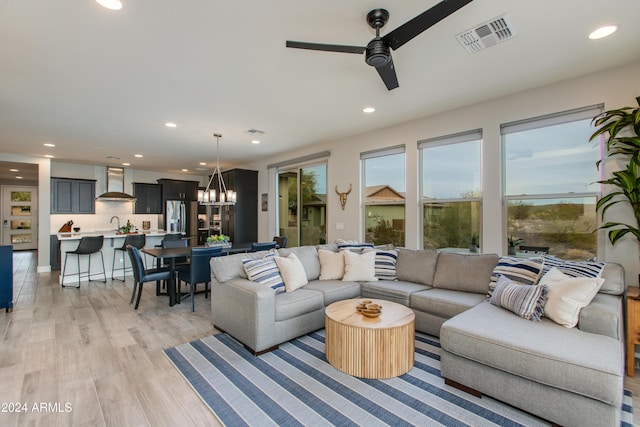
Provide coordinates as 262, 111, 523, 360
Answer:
141, 242, 254, 306
142, 246, 191, 307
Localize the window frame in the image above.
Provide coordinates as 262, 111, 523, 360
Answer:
360, 145, 406, 245
501, 105, 603, 257
418, 129, 483, 250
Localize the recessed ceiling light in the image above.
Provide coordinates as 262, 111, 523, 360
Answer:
589, 25, 618, 40
44, 154, 54, 158
165, 122, 177, 128
181, 169, 189, 172
122, 162, 130, 166
43, 143, 55, 147
95, 0, 122, 11
9, 168, 18, 172
251, 140, 261, 144
363, 107, 376, 113
199, 162, 207, 166
16, 176, 23, 179
134, 154, 143, 158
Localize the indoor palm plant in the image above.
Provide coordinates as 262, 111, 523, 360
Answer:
589, 96, 640, 245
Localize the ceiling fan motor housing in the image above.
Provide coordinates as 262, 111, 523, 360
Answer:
365, 38, 391, 67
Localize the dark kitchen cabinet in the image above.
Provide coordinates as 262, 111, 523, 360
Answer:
50, 235, 61, 271
133, 182, 162, 214
157, 179, 198, 202
51, 178, 96, 214
197, 229, 209, 246
217, 169, 258, 244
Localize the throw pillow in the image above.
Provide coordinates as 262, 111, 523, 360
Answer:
432, 252, 499, 294
487, 256, 545, 298
274, 253, 308, 292
367, 249, 398, 281
337, 243, 375, 253
541, 255, 605, 278
318, 249, 345, 280
489, 275, 548, 321
342, 250, 377, 282
539, 267, 605, 328
395, 248, 439, 286
242, 254, 285, 294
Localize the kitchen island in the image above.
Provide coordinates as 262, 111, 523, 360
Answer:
57, 231, 168, 285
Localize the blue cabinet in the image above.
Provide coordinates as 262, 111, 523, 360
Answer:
0, 245, 13, 312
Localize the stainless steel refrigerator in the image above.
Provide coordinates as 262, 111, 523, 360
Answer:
165, 200, 198, 245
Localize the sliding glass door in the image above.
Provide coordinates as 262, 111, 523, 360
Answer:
277, 163, 326, 247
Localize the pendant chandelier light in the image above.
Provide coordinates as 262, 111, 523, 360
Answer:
199, 133, 236, 205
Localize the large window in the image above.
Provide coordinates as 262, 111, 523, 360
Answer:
277, 163, 327, 247
362, 146, 405, 247
503, 105, 602, 259
420, 130, 482, 251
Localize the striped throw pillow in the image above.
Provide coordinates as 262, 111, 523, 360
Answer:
488, 256, 544, 298
490, 275, 548, 321
542, 255, 605, 278
242, 254, 285, 294
373, 249, 398, 281
337, 243, 375, 253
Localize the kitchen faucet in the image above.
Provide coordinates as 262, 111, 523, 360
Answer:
110, 216, 120, 230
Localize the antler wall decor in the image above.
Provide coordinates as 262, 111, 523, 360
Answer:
335, 184, 352, 210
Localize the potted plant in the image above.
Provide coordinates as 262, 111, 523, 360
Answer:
508, 236, 524, 255
469, 234, 479, 253
589, 96, 640, 245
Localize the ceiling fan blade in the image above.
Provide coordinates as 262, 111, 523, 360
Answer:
286, 40, 366, 54
382, 0, 474, 51
375, 54, 399, 91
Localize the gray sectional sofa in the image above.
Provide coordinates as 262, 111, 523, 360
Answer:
209, 244, 626, 427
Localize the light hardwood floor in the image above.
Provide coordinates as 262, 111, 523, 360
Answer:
1, 251, 638, 426
0, 250, 222, 427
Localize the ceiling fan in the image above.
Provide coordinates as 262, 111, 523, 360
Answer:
286, 0, 474, 91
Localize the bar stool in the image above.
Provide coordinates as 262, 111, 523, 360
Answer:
111, 234, 146, 282
62, 236, 106, 288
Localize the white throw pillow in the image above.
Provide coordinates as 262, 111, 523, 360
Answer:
318, 249, 345, 280
274, 253, 308, 292
342, 250, 377, 282
539, 267, 605, 328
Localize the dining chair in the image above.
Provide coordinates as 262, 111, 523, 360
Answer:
111, 234, 146, 282
156, 238, 189, 297
62, 235, 106, 288
127, 245, 171, 310
162, 238, 189, 265
177, 246, 223, 312
273, 236, 288, 249
251, 241, 278, 252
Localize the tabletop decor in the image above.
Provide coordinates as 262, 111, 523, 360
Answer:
206, 234, 230, 247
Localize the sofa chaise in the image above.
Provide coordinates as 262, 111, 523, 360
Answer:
209, 244, 625, 427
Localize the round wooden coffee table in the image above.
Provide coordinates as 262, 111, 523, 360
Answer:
325, 298, 415, 379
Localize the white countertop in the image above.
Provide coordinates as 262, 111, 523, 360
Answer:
57, 230, 167, 240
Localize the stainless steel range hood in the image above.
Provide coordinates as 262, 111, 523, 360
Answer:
96, 167, 136, 201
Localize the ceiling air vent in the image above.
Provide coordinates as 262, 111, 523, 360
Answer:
456, 14, 516, 54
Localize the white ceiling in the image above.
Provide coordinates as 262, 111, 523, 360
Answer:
1, 0, 639, 182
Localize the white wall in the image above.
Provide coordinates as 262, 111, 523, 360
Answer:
242, 60, 640, 287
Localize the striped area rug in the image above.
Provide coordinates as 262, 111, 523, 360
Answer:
165, 331, 634, 427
